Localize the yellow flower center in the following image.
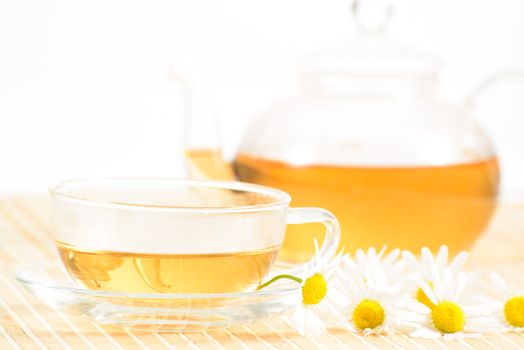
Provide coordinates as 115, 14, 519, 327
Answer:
431, 301, 465, 333
301, 273, 327, 305
353, 299, 385, 330
504, 296, 524, 327
417, 287, 435, 309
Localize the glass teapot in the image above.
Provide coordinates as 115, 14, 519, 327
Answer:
174, 0, 508, 262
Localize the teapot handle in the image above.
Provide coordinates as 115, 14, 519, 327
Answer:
465, 69, 524, 108
464, 69, 524, 200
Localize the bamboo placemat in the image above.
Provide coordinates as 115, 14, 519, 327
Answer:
0, 197, 523, 349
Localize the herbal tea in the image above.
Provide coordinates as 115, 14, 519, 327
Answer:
234, 154, 499, 261
57, 242, 279, 293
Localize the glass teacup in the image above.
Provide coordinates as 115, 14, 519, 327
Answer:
49, 178, 340, 294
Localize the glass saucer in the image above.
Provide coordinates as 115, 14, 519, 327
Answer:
15, 265, 300, 332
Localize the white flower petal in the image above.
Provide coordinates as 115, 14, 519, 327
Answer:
441, 268, 455, 300
397, 312, 429, 323
449, 251, 469, 273
465, 316, 502, 333
401, 300, 431, 314
443, 332, 464, 341
463, 301, 499, 316
436, 245, 448, 273
355, 249, 366, 266
377, 246, 387, 259
489, 272, 510, 296
291, 304, 327, 336
328, 287, 349, 308
410, 327, 441, 339
382, 248, 400, 267
421, 247, 435, 279
292, 305, 307, 335
431, 272, 445, 302
418, 280, 438, 305
453, 271, 467, 300
401, 251, 419, 273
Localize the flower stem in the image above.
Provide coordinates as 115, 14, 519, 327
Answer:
257, 274, 303, 290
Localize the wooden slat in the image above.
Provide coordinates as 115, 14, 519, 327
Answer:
0, 197, 522, 349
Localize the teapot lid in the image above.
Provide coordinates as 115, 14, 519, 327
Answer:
299, 0, 442, 78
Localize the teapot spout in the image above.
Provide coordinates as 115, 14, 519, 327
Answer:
168, 63, 235, 181
184, 148, 235, 181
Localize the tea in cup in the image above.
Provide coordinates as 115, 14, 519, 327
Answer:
50, 178, 340, 294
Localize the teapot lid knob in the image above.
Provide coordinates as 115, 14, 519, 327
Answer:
298, 0, 442, 78
352, 0, 393, 36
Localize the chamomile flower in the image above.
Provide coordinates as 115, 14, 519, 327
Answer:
337, 248, 406, 335
489, 273, 524, 332
291, 242, 347, 335
402, 245, 469, 308
258, 241, 346, 336
400, 269, 498, 340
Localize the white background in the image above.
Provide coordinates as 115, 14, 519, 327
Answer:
0, 0, 523, 198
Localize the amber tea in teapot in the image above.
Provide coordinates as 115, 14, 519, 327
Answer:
233, 154, 499, 262
184, 150, 499, 262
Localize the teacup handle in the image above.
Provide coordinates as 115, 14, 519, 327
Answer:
269, 207, 341, 278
